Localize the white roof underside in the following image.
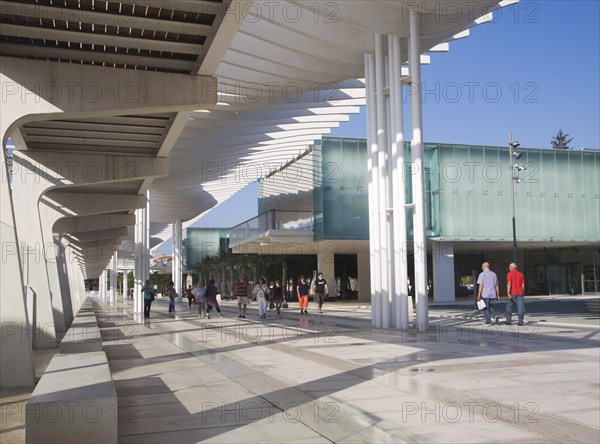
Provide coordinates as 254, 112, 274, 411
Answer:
1, 0, 516, 269
149, 0, 515, 244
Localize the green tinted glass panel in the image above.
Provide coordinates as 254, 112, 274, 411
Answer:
317, 137, 369, 239
435, 144, 599, 242
256, 137, 599, 243
183, 228, 228, 271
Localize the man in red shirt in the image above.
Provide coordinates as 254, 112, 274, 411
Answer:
505, 263, 526, 326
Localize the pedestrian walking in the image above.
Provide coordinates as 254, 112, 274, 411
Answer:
186, 285, 195, 309
506, 263, 526, 326
297, 275, 310, 314
193, 282, 207, 318
205, 279, 223, 318
234, 275, 250, 318
166, 281, 178, 313
253, 276, 270, 319
477, 262, 499, 325
272, 280, 284, 315
142, 279, 156, 319
312, 272, 329, 313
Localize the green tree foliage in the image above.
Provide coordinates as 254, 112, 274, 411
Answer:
195, 249, 316, 288
150, 272, 172, 294
551, 129, 573, 150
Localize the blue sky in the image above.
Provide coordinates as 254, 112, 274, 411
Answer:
185, 0, 600, 235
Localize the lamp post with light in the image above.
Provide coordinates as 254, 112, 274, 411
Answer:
509, 134, 526, 264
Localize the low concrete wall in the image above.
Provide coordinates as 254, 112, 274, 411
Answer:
26, 298, 117, 443
25, 351, 117, 444
58, 303, 102, 353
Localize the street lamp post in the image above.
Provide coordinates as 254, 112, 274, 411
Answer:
509, 134, 525, 264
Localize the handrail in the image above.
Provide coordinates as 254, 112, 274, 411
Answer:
229, 210, 314, 247
229, 209, 313, 230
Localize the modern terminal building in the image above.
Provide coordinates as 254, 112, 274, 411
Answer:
229, 137, 600, 301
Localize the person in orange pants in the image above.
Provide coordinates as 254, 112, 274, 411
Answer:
297, 275, 310, 314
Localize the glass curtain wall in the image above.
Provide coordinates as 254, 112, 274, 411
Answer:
183, 228, 228, 272
257, 138, 599, 244
435, 145, 600, 242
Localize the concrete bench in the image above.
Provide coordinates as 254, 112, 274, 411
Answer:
26, 298, 117, 443
58, 301, 102, 353
25, 351, 117, 444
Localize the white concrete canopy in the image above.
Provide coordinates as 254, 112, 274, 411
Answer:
0, 0, 515, 386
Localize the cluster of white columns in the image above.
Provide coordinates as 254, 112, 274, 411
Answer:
365, 12, 428, 331
99, 259, 132, 301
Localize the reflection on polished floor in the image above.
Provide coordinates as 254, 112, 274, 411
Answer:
2, 300, 584, 443
97, 298, 599, 443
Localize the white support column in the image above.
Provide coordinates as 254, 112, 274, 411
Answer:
409, 10, 429, 331
389, 34, 409, 329
44, 240, 67, 335
133, 213, 141, 312
365, 52, 382, 327
375, 33, 391, 329
64, 240, 82, 314
172, 219, 183, 303
385, 54, 397, 328
100, 270, 107, 301
110, 252, 118, 303
144, 191, 151, 303
133, 194, 149, 316
55, 240, 74, 326
0, 147, 36, 386
121, 271, 128, 299
9, 152, 63, 345
432, 242, 456, 302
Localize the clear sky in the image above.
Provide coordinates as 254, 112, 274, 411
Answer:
172, 0, 599, 243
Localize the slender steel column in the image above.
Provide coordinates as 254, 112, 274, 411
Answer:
365, 52, 382, 327
121, 270, 127, 299
110, 251, 118, 303
172, 219, 183, 302
100, 269, 107, 300
134, 192, 149, 315
409, 10, 429, 331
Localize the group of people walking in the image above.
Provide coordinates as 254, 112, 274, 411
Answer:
190, 280, 223, 318
143, 265, 524, 325
477, 262, 526, 326
141, 279, 223, 319
141, 273, 327, 320
232, 275, 286, 319
232, 273, 329, 319
296, 274, 329, 314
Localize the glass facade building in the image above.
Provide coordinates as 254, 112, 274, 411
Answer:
300, 138, 600, 243
262, 138, 589, 241
244, 137, 600, 298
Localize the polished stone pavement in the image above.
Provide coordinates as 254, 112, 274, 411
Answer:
1, 297, 598, 443
92, 297, 599, 443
